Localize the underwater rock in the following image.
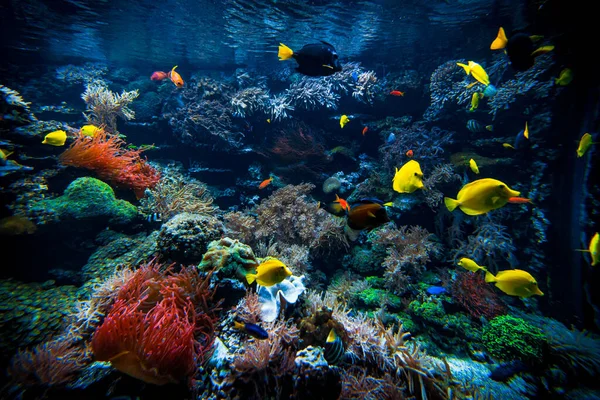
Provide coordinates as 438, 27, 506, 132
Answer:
257, 275, 306, 322
131, 91, 162, 121
295, 346, 328, 368
32, 177, 139, 226
157, 212, 224, 262
206, 337, 232, 370
199, 237, 259, 277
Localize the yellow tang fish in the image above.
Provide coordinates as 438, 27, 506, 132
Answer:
555, 68, 574, 86
503, 143, 515, 149
246, 258, 292, 287
444, 178, 520, 215
456, 61, 490, 86
457, 257, 487, 273
392, 160, 424, 194
340, 115, 350, 128
469, 92, 484, 112
80, 124, 101, 137
485, 269, 543, 298
524, 121, 529, 139
577, 133, 596, 158
576, 232, 599, 266
469, 158, 480, 174
42, 130, 67, 146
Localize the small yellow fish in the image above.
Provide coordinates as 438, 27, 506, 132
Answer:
340, 115, 350, 128
490, 27, 508, 50
485, 269, 543, 298
469, 158, 480, 174
80, 124, 101, 137
457, 257, 487, 273
469, 92, 484, 112
524, 121, 529, 139
42, 130, 67, 146
266, 119, 271, 123
531, 45, 554, 57
503, 143, 515, 149
444, 178, 520, 215
576, 232, 599, 266
246, 258, 292, 286
576, 133, 596, 158
392, 160, 424, 194
555, 68, 573, 86
456, 61, 490, 86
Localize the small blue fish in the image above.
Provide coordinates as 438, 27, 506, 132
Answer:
351, 71, 359, 83
426, 286, 446, 295
233, 321, 269, 340
387, 132, 396, 144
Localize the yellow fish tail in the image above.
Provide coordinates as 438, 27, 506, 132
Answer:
485, 271, 497, 283
383, 202, 394, 207
486, 125, 493, 131
531, 45, 554, 57
246, 273, 257, 284
456, 62, 470, 75
278, 43, 294, 61
233, 321, 245, 330
490, 27, 508, 50
444, 197, 459, 212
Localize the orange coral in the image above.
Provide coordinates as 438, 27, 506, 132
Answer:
59, 130, 160, 197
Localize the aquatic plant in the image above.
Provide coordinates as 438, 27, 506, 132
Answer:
451, 271, 507, 320
482, 315, 546, 362
7, 337, 87, 390
81, 83, 139, 133
91, 260, 219, 385
369, 224, 439, 295
139, 171, 216, 220
230, 86, 270, 117
59, 131, 160, 197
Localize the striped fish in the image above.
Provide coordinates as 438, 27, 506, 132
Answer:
466, 119, 493, 133
324, 328, 345, 365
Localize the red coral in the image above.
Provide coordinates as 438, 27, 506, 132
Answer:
60, 130, 160, 197
268, 122, 328, 164
451, 272, 507, 320
91, 260, 219, 385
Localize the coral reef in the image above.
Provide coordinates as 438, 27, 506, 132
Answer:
451, 271, 507, 320
230, 87, 270, 118
198, 237, 259, 277
0, 84, 37, 127
423, 59, 474, 121
482, 315, 546, 362
29, 177, 139, 226
81, 82, 139, 133
55, 63, 108, 85
157, 212, 224, 262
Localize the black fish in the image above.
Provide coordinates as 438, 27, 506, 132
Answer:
491, 27, 554, 72
324, 328, 344, 364
278, 41, 342, 77
346, 199, 390, 231
233, 321, 269, 340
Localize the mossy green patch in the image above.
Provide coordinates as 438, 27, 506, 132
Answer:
357, 288, 402, 309
482, 315, 546, 362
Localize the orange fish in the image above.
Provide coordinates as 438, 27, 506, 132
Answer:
167, 65, 184, 88
362, 126, 369, 136
390, 90, 404, 96
406, 149, 414, 158
508, 197, 532, 204
259, 177, 273, 189
150, 71, 168, 81
334, 194, 350, 212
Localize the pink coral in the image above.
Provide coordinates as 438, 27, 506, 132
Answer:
451, 271, 507, 320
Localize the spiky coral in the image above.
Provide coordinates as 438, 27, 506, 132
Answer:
81, 83, 139, 133
451, 271, 506, 320
231, 87, 270, 117
91, 260, 219, 385
59, 131, 160, 197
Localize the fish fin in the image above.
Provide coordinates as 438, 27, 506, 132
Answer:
531, 45, 554, 57
246, 273, 257, 284
524, 121, 529, 139
486, 125, 493, 131
326, 328, 337, 343
1, 149, 14, 158
456, 62, 470, 75
322, 64, 334, 69
233, 321, 245, 330
466, 81, 477, 89
444, 197, 459, 212
383, 202, 394, 207
278, 43, 294, 61
367, 211, 376, 218
485, 271, 497, 283
490, 27, 508, 50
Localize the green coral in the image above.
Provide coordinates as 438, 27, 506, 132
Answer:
357, 288, 402, 309
35, 177, 138, 225
482, 315, 546, 362
198, 237, 259, 277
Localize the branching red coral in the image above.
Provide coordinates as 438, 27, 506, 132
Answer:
60, 130, 160, 197
451, 271, 507, 320
91, 260, 219, 386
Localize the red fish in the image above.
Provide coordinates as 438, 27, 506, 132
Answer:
259, 177, 273, 189
390, 90, 405, 96
150, 71, 168, 81
362, 126, 368, 136
334, 194, 350, 212
167, 65, 184, 88
406, 149, 414, 158
508, 197, 532, 204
